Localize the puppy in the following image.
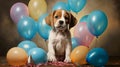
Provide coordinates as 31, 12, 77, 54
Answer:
45, 9, 77, 62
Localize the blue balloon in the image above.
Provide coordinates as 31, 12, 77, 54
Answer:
17, 16, 37, 40
68, 0, 87, 13
86, 48, 109, 66
87, 10, 108, 37
52, 2, 70, 11
28, 48, 47, 64
37, 14, 52, 40
71, 37, 79, 50
18, 40, 37, 54
80, 15, 88, 23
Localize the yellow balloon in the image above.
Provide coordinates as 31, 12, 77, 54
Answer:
70, 46, 89, 65
6, 47, 28, 66
28, 0, 47, 20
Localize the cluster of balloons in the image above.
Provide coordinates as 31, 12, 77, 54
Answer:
70, 46, 109, 67
9, 0, 50, 66
10, 0, 48, 40
70, 10, 108, 66
72, 10, 108, 47
7, 40, 47, 66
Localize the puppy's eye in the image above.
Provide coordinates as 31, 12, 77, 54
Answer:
55, 16, 58, 19
65, 16, 69, 20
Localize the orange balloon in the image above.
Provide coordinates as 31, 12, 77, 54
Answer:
70, 46, 89, 65
6, 47, 28, 66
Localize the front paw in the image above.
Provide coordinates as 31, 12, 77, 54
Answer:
47, 52, 57, 62
64, 56, 71, 63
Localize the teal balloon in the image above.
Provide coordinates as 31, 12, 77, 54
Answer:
52, 2, 70, 11
37, 14, 52, 40
71, 37, 79, 50
28, 48, 47, 64
17, 16, 37, 40
68, 0, 87, 13
87, 10, 108, 37
80, 15, 88, 23
18, 40, 37, 54
86, 48, 109, 66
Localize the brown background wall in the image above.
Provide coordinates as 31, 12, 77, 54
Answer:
0, 0, 120, 56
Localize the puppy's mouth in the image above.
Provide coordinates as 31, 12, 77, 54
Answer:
56, 26, 64, 29
55, 25, 66, 30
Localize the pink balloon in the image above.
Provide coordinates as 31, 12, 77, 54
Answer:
74, 22, 94, 47
10, 2, 29, 23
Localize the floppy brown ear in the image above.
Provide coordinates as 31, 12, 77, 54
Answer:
45, 13, 52, 26
45, 11, 56, 26
69, 13, 77, 29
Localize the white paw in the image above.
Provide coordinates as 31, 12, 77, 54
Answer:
47, 52, 57, 62
64, 56, 71, 63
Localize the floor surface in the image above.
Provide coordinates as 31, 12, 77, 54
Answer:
0, 56, 120, 67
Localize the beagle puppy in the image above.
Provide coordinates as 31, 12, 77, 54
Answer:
45, 9, 77, 62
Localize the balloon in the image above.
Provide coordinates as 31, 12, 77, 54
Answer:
87, 10, 108, 37
37, 13, 52, 40
80, 15, 88, 23
7, 47, 28, 66
28, 48, 47, 64
28, 0, 47, 20
52, 2, 70, 11
71, 37, 79, 50
18, 40, 37, 54
17, 16, 37, 40
10, 2, 29, 23
70, 46, 89, 65
86, 48, 109, 66
68, 0, 87, 13
74, 22, 94, 47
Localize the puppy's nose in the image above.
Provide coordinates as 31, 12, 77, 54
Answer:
59, 20, 64, 25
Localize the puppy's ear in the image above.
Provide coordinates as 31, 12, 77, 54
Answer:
69, 13, 77, 29
45, 11, 56, 26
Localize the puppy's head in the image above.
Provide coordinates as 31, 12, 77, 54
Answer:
45, 10, 77, 31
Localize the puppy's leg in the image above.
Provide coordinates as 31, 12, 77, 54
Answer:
47, 41, 57, 62
64, 42, 71, 62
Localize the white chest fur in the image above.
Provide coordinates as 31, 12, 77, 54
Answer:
48, 30, 70, 55
55, 33, 67, 55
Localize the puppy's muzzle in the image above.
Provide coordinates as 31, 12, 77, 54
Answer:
59, 20, 64, 25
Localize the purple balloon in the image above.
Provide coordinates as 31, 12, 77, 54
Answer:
10, 2, 29, 23
74, 22, 94, 47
